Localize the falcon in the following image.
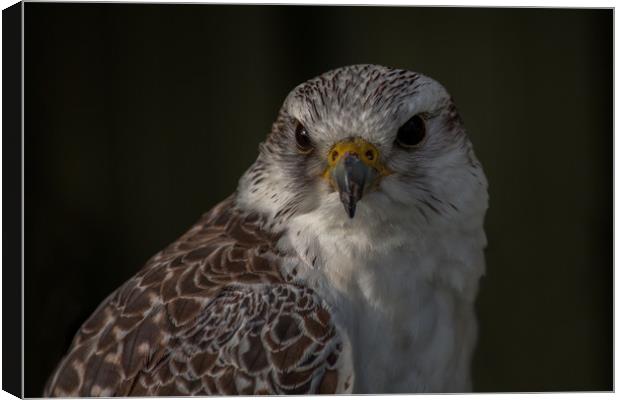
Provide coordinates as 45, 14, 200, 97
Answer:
44, 64, 488, 395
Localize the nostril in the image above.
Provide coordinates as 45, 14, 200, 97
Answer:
365, 150, 374, 161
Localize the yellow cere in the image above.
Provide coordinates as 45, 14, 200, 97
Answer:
322, 137, 392, 180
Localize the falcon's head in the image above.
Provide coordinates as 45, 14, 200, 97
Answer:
237, 64, 487, 235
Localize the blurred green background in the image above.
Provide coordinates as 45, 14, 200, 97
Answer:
25, 4, 612, 396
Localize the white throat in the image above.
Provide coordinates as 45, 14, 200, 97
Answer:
276, 193, 487, 393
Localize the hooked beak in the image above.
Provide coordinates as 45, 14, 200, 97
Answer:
323, 138, 391, 218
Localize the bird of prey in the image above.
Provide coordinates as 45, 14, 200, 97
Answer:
44, 64, 488, 396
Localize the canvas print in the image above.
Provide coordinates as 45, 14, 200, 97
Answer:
13, 3, 613, 396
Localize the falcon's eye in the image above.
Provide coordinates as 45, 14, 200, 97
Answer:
396, 115, 426, 149
294, 120, 313, 154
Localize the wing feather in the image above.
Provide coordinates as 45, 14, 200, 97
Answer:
44, 196, 353, 396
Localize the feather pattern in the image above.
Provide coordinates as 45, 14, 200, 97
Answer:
44, 196, 353, 396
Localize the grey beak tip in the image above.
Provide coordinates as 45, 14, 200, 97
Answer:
347, 206, 356, 219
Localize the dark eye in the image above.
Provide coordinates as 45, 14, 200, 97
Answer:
396, 115, 426, 148
294, 120, 313, 153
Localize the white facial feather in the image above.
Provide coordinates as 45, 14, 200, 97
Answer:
236, 64, 488, 393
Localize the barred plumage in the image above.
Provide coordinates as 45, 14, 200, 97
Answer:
45, 197, 353, 396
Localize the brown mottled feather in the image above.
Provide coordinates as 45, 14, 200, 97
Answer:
44, 196, 350, 396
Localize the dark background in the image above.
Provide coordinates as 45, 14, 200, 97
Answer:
25, 4, 612, 396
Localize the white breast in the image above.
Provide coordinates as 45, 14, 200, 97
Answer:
278, 200, 486, 394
